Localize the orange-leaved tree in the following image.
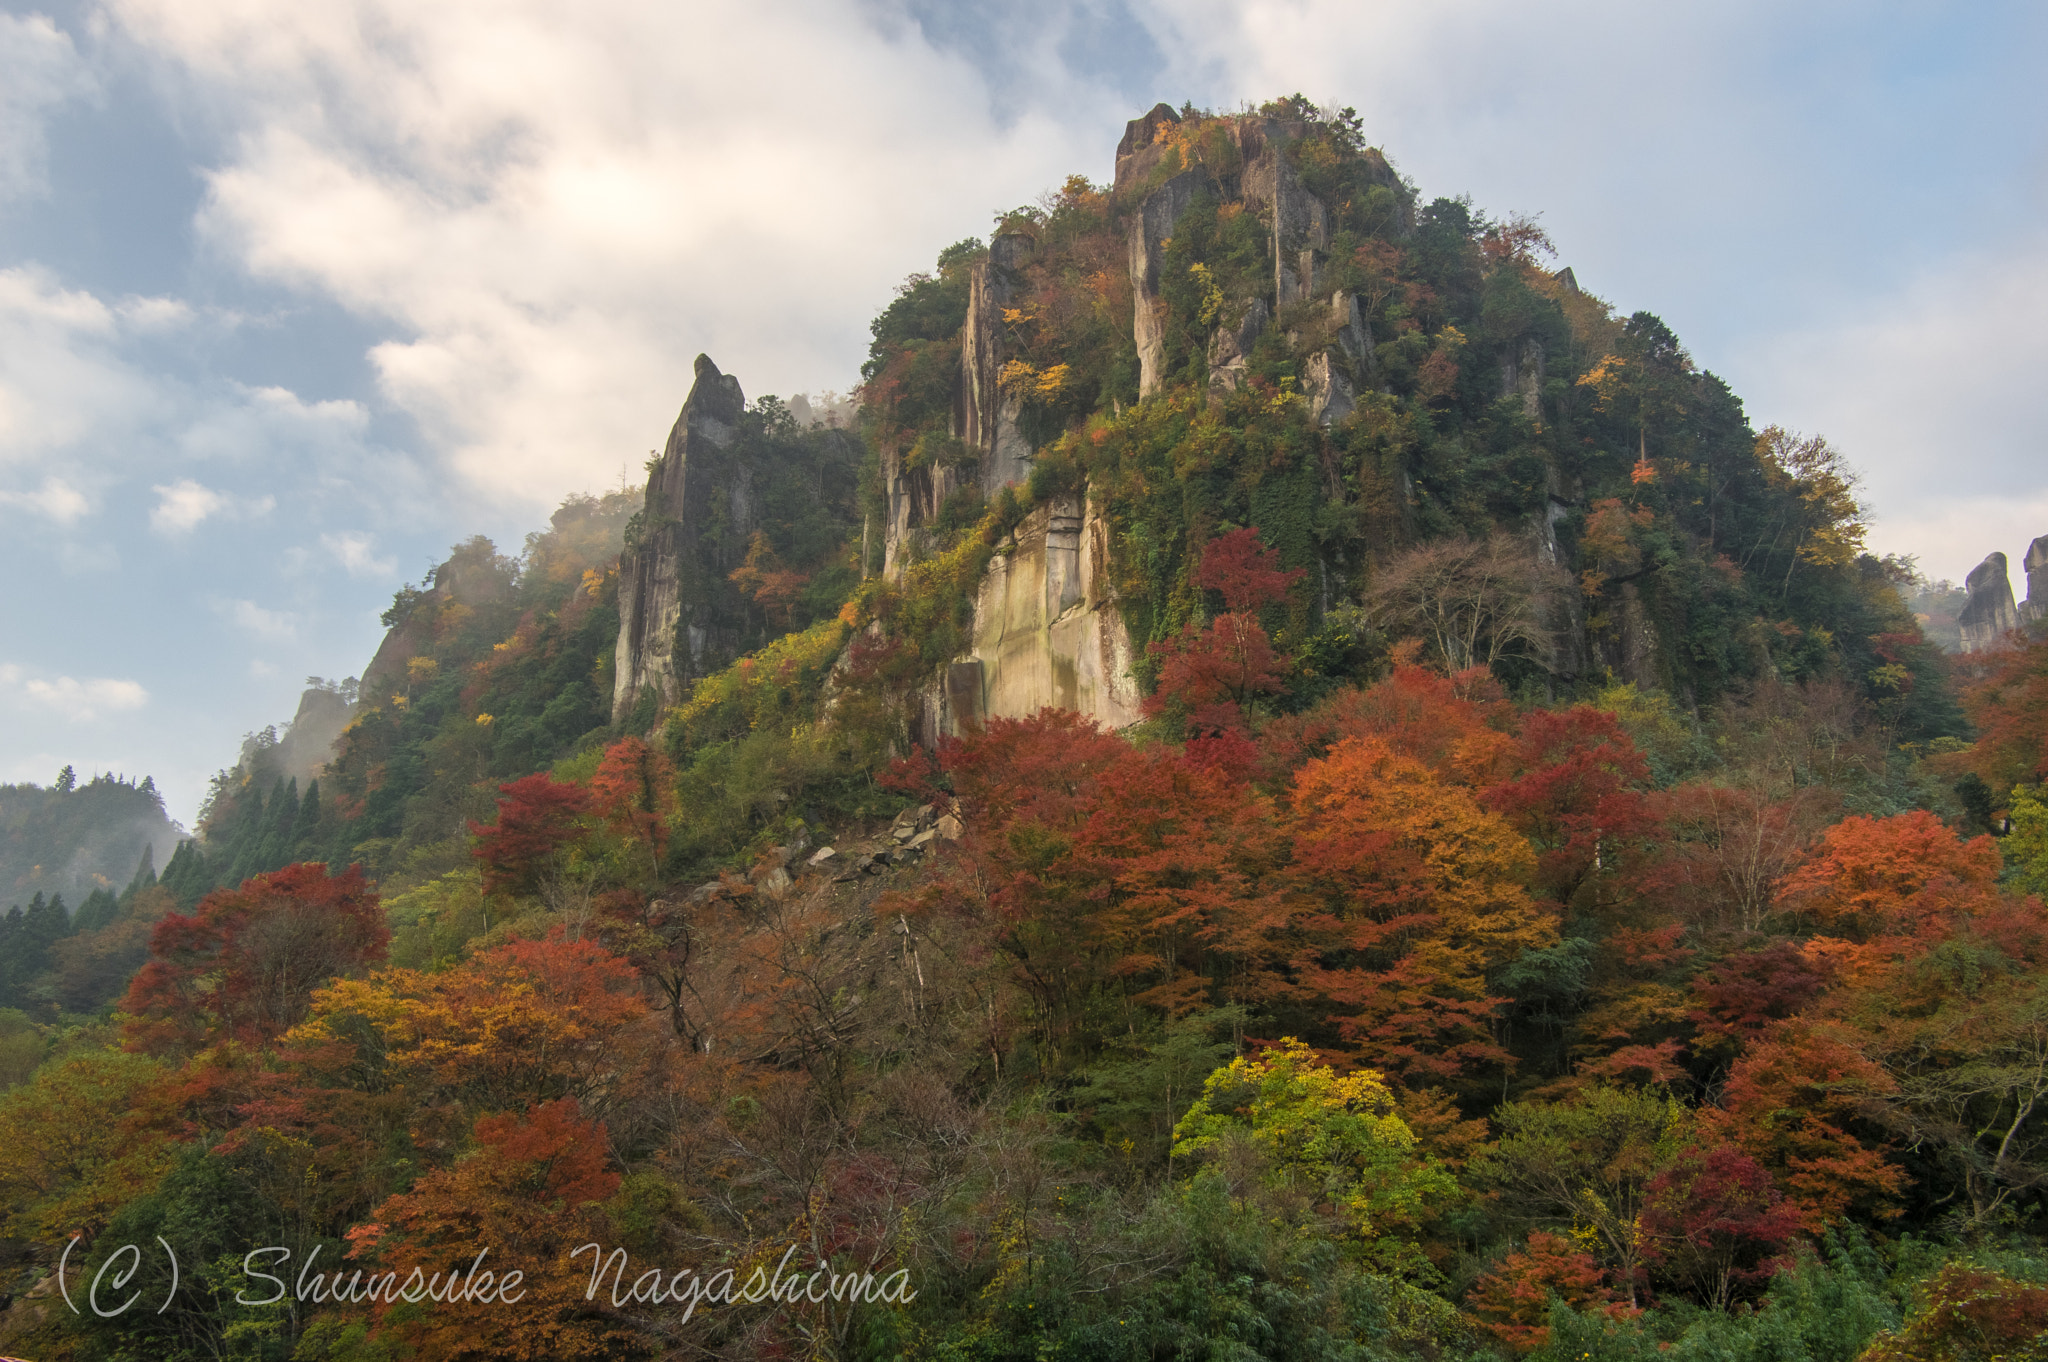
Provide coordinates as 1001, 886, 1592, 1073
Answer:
1074, 745, 1289, 1018
1776, 809, 2002, 949
1145, 527, 1302, 736
122, 862, 386, 1055
471, 773, 596, 899
347, 1098, 639, 1360
292, 929, 656, 1126
1466, 1230, 1626, 1354
589, 735, 679, 880
1288, 733, 1554, 1082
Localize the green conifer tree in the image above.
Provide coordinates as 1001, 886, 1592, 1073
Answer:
291, 779, 322, 863
158, 840, 214, 910
74, 887, 121, 935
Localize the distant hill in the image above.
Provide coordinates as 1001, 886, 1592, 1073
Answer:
0, 768, 183, 913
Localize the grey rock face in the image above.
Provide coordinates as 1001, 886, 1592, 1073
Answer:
1241, 145, 1328, 306
957, 232, 1036, 497
611, 354, 749, 722
1500, 339, 1545, 420
1128, 169, 1210, 398
882, 233, 1036, 579
1959, 551, 2020, 652
1116, 102, 1182, 171
1207, 297, 1270, 393
2022, 535, 2048, 626
1301, 350, 1354, 426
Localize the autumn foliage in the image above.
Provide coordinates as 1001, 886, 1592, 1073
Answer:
122, 861, 387, 1054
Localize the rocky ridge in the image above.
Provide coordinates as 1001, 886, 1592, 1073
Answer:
1958, 539, 2048, 651
611, 106, 1427, 738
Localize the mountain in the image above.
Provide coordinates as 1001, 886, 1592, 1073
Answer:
19, 96, 2048, 1362
0, 768, 179, 911
182, 98, 1969, 896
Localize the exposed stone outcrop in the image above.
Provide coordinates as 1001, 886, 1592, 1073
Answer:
363, 539, 514, 705
882, 233, 1040, 578
1117, 107, 1386, 425
1958, 551, 2020, 653
1207, 297, 1270, 392
1241, 143, 1328, 307
2022, 535, 2048, 626
908, 493, 1143, 745
612, 354, 749, 721
1128, 169, 1209, 398
1501, 339, 1545, 420
956, 232, 1037, 497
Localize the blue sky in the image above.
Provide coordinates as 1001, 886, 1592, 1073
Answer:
2, 0, 2044, 826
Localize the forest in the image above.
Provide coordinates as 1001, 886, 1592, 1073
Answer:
4, 97, 2048, 1360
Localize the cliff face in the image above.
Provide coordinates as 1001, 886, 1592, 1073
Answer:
860, 106, 1416, 740
904, 493, 1144, 746
2023, 535, 2048, 627
1960, 551, 2021, 653
1115, 104, 1391, 422
612, 355, 750, 722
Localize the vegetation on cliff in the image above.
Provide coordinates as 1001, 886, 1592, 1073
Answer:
5, 97, 2046, 1362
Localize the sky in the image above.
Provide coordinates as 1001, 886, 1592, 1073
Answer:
1, 0, 2044, 826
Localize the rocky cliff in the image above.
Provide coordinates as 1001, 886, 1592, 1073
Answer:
2023, 535, 2048, 627
1114, 103, 1391, 421
858, 105, 1415, 739
906, 493, 1144, 747
611, 102, 1938, 745
1959, 551, 2021, 653
613, 355, 751, 722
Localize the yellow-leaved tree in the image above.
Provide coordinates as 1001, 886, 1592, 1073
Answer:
1171, 1039, 1457, 1273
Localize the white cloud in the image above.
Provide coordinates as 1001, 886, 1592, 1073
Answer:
149, 477, 276, 533
0, 13, 95, 204
0, 265, 400, 542
321, 529, 395, 577
0, 663, 150, 720
224, 597, 297, 639
0, 475, 89, 523
104, 0, 1123, 508
175, 383, 368, 465
150, 478, 224, 531
0, 266, 157, 464
1734, 235, 2048, 584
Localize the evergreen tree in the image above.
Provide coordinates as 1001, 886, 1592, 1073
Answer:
0, 906, 20, 1004
121, 843, 158, 904
254, 777, 300, 875
291, 779, 322, 863
53, 764, 76, 794
157, 839, 212, 910
225, 779, 282, 885
5, 892, 73, 1005
74, 887, 121, 935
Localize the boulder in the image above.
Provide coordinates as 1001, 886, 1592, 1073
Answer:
2022, 535, 2048, 625
1959, 551, 2020, 652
